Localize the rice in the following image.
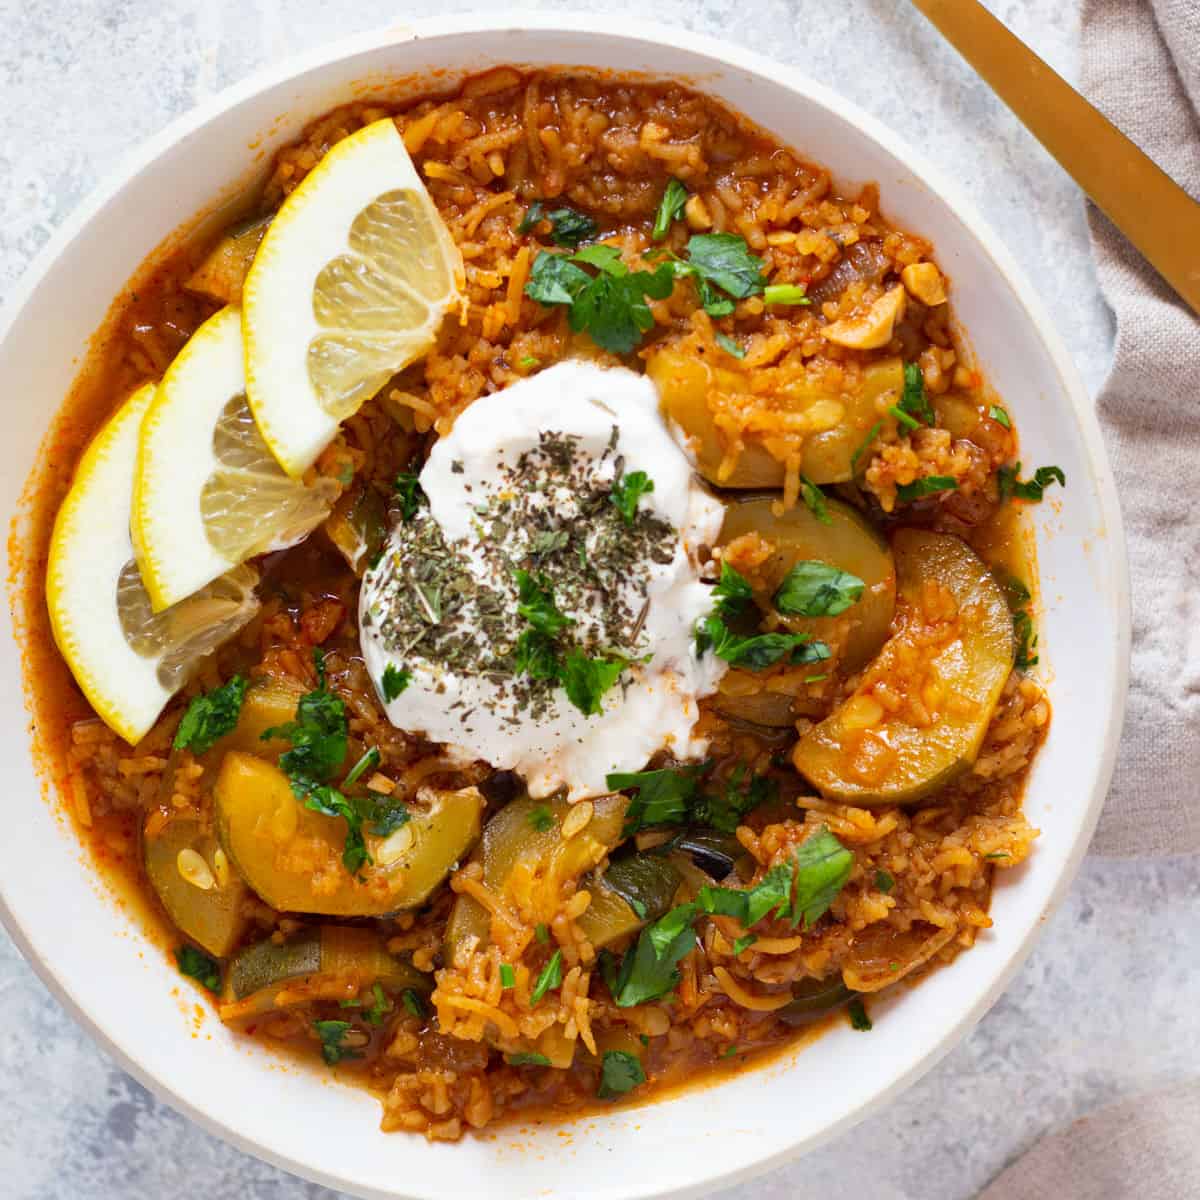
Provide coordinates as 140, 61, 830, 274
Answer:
49, 66, 1048, 1142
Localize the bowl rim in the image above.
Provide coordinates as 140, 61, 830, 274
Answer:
0, 11, 1131, 1199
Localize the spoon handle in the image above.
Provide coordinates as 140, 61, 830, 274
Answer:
909, 0, 1200, 317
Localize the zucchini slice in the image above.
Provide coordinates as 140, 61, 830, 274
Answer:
223, 925, 430, 1017
793, 530, 1015, 805
718, 493, 896, 673
214, 751, 483, 915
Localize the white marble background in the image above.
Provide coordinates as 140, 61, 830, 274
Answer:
2, 1, 1197, 1197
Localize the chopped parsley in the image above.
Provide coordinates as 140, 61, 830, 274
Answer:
685, 233, 768, 302
989, 404, 1012, 429
998, 462, 1066, 503
401, 989, 426, 1020
611, 470, 655, 524
314, 1019, 360, 1065
499, 963, 516, 989
899, 362, 936, 426
697, 614, 831, 670
380, 663, 412, 702
561, 649, 627, 716
598, 1050, 646, 1099
697, 563, 830, 668
799, 476, 831, 525
364, 981, 392, 1026
299, 785, 372, 874
531, 949, 563, 1005
518, 201, 598, 248
514, 569, 574, 636
889, 404, 921, 432
763, 283, 810, 306
1014, 609, 1039, 670
175, 945, 220, 992
732, 934, 758, 956
652, 178, 688, 241
525, 246, 674, 354
363, 796, 410, 838
607, 763, 707, 835
535, 923, 551, 944
691, 765, 776, 833
518, 355, 539, 369
173, 676, 247, 756
343, 746, 380, 788
528, 805, 555, 833
848, 996, 873, 1031
610, 902, 700, 1007
506, 1052, 552, 1067
714, 331, 745, 359
393, 471, 424, 521
722, 1045, 740, 1059
874, 869, 895, 894
895, 475, 958, 502
774, 561, 865, 618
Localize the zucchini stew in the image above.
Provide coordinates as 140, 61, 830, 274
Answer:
35, 68, 1059, 1140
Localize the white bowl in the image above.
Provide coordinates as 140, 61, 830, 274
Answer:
0, 14, 1129, 1200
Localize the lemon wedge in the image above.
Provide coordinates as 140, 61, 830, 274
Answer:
243, 117, 461, 477
131, 305, 337, 612
47, 383, 261, 745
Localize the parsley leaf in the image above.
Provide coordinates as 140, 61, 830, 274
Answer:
364, 981, 392, 1026
732, 934, 757, 956
173, 676, 247, 756
301, 785, 372, 874
895, 475, 958, 502
516, 200, 545, 235
524, 249, 674, 355
263, 670, 348, 787
175, 945, 220, 992
531, 949, 563, 1005
611, 903, 700, 1007
652, 179, 688, 241
998, 462, 1066, 503
696, 613, 831, 670
394, 471, 425, 521
364, 796, 410, 837
514, 569, 574, 636
685, 233, 768, 300
848, 996, 873, 1031
380, 664, 412, 702
711, 561, 754, 619
611, 470, 655, 524
799, 476, 831, 525
561, 649, 626, 716
524, 251, 592, 305
544, 206, 598, 248
314, 1019, 361, 1065
608, 763, 707, 835
774, 561, 865, 617
899, 362, 936, 426
598, 1050, 646, 1099
507, 1052, 552, 1067
696, 827, 852, 930
1013, 609, 1039, 669
514, 629, 561, 681
714, 332, 745, 359
528, 805, 555, 833
874, 869, 895, 894
343, 746, 380, 788
988, 404, 1012, 429
401, 989, 426, 1019
535, 923, 551, 944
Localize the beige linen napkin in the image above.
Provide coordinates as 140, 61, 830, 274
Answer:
1082, 0, 1200, 858
979, 1081, 1200, 1199
981, 2, 1199, 1196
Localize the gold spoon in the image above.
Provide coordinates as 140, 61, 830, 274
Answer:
909, 0, 1200, 317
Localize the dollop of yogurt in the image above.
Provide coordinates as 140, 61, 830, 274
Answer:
359, 360, 726, 798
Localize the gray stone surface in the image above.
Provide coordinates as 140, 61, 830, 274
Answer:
1, 1, 1195, 1197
